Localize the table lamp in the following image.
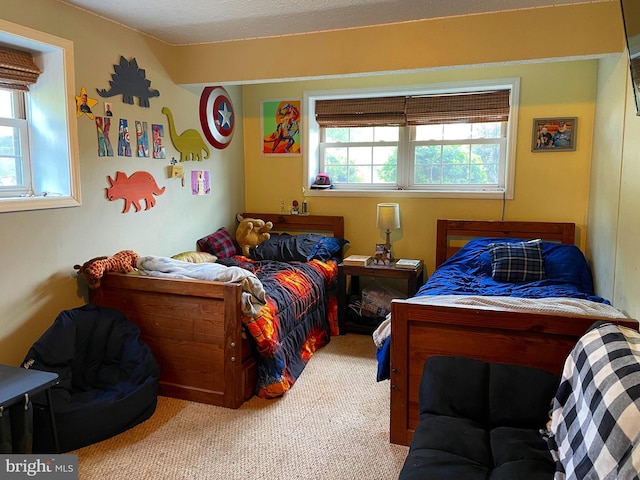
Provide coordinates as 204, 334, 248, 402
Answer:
376, 203, 400, 261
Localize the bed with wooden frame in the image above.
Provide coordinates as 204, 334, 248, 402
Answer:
389, 219, 638, 446
90, 213, 344, 409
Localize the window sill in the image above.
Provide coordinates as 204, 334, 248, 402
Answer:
0, 195, 81, 213
305, 188, 511, 200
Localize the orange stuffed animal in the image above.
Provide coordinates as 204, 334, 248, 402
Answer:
74, 250, 139, 289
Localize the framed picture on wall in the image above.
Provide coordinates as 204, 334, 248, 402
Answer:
531, 117, 577, 152
261, 99, 301, 156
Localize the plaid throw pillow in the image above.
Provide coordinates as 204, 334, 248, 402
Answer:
197, 227, 240, 258
487, 239, 544, 283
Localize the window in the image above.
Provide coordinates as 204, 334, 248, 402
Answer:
304, 79, 519, 198
0, 19, 80, 212
0, 88, 30, 196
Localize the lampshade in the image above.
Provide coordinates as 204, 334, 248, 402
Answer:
376, 203, 400, 230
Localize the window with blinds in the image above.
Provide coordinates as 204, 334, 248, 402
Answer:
305, 79, 519, 197
0, 46, 38, 197
0, 23, 80, 212
0, 87, 29, 195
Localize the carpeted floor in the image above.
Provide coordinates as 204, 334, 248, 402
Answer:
73, 334, 409, 479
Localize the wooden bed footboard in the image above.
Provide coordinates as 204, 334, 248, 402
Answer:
389, 300, 638, 446
90, 273, 256, 408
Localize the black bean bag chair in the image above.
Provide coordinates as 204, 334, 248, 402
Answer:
22, 304, 159, 453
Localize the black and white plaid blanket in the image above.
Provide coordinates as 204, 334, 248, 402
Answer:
547, 323, 640, 480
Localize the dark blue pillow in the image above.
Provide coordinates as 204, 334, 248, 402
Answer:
308, 236, 348, 261
250, 233, 318, 262
541, 243, 595, 293
250, 233, 347, 262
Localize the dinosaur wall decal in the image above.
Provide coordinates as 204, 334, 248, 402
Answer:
162, 106, 210, 161
97, 56, 160, 108
106, 171, 165, 213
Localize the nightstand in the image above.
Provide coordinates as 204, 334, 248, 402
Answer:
337, 260, 425, 335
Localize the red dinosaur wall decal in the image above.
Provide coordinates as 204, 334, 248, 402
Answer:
106, 171, 166, 213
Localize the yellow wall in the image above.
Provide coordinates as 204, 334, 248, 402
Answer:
243, 60, 598, 274
173, 3, 622, 85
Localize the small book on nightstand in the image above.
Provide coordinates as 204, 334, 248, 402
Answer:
343, 254, 373, 266
395, 259, 421, 269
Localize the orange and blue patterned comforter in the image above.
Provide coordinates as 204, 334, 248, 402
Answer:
219, 256, 339, 398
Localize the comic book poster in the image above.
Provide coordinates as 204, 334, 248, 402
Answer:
261, 99, 301, 156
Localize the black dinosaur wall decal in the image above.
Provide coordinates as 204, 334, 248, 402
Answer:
97, 56, 160, 108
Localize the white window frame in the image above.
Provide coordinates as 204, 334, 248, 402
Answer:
0, 18, 81, 213
303, 78, 520, 199
0, 89, 30, 196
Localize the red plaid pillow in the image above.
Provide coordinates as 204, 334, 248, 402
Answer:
197, 227, 240, 258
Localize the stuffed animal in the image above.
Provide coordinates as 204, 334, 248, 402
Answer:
74, 250, 139, 289
235, 213, 273, 257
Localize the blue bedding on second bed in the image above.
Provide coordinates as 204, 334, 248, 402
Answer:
417, 237, 608, 303
376, 237, 611, 381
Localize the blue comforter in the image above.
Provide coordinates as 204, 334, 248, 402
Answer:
417, 238, 608, 303
377, 238, 610, 381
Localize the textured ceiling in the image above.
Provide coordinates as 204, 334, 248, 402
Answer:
59, 0, 606, 46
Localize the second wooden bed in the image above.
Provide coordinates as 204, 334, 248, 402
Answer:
90, 213, 344, 409
389, 219, 638, 446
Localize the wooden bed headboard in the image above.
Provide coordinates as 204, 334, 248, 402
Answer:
435, 219, 576, 268
241, 213, 344, 239
242, 213, 345, 259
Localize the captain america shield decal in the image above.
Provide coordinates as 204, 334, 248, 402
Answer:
199, 86, 234, 149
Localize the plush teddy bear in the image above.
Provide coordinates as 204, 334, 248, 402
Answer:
235, 213, 273, 257
74, 250, 139, 289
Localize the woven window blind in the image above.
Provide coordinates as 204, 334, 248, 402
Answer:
315, 96, 406, 127
405, 90, 510, 125
0, 47, 41, 91
315, 90, 510, 127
